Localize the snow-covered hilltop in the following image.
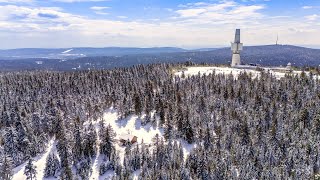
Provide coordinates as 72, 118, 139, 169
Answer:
174, 66, 317, 80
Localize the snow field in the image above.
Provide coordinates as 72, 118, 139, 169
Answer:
102, 108, 196, 162
103, 108, 162, 145
13, 139, 56, 180
13, 107, 196, 179
94, 107, 196, 179
174, 66, 315, 80
62, 49, 73, 54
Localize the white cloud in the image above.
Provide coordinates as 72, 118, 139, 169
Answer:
305, 14, 319, 21
174, 1, 264, 25
176, 8, 207, 18
90, 6, 109, 15
0, 5, 64, 21
0, 1, 319, 48
53, 0, 109, 2
302, 6, 320, 10
90, 6, 109, 11
303, 6, 313, 9
93, 11, 108, 15
0, 0, 33, 3
117, 16, 127, 19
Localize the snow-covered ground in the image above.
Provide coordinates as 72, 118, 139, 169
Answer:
174, 66, 313, 80
89, 125, 102, 180
103, 108, 163, 145
91, 108, 198, 179
60, 49, 86, 58
97, 108, 164, 179
12, 108, 196, 180
13, 139, 56, 180
62, 49, 73, 54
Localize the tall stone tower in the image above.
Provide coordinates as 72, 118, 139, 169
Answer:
231, 29, 243, 67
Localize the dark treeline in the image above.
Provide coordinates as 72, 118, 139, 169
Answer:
0, 63, 320, 179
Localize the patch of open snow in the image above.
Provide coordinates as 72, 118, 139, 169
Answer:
102, 108, 163, 165
175, 66, 260, 79
13, 138, 56, 180
35, 61, 43, 65
132, 170, 140, 180
61, 54, 82, 57
13, 108, 198, 179
174, 66, 317, 80
179, 141, 197, 162
89, 125, 102, 180
62, 49, 73, 54
103, 108, 163, 145
98, 170, 115, 179
101, 108, 196, 167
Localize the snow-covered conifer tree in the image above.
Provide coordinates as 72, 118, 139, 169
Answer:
0, 154, 13, 180
24, 158, 37, 180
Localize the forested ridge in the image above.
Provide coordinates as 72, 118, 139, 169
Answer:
1, 45, 320, 72
0, 63, 320, 179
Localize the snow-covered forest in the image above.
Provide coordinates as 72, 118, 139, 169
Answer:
1, 63, 320, 179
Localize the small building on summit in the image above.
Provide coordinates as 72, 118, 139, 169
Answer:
119, 133, 138, 146
286, 62, 292, 71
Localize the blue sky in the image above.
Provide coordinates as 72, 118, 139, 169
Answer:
0, 0, 319, 48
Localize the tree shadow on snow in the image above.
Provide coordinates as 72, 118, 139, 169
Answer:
115, 117, 129, 128
134, 116, 154, 132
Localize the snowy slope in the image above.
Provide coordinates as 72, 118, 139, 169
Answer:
103, 108, 163, 145
62, 49, 73, 54
174, 66, 314, 80
89, 125, 103, 180
90, 108, 196, 179
12, 108, 196, 180
82, 108, 164, 179
96, 108, 164, 179
13, 139, 56, 180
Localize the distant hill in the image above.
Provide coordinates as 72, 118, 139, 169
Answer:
0, 45, 319, 71
0, 47, 187, 60
154, 45, 320, 67
237, 45, 320, 67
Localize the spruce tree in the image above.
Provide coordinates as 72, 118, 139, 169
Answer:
0, 154, 13, 180
24, 158, 37, 180
44, 153, 60, 178
100, 124, 115, 160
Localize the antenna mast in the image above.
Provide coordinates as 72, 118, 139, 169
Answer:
276, 34, 279, 45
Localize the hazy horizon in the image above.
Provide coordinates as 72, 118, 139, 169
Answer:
0, 44, 320, 50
